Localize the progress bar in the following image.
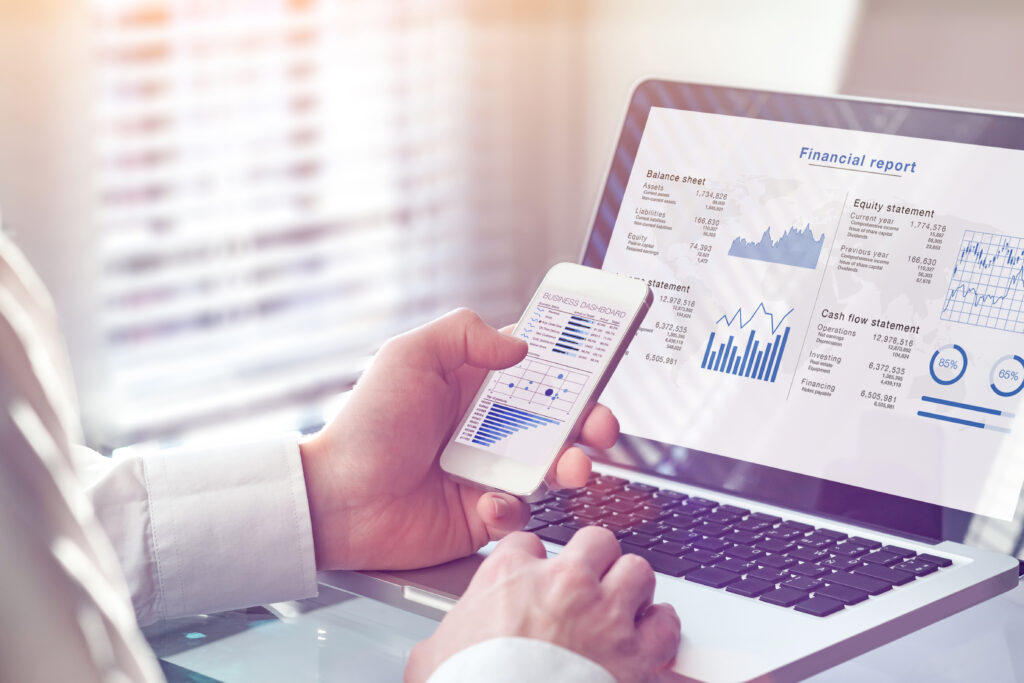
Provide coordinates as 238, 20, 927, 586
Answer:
917, 411, 1012, 433
920, 395, 1015, 418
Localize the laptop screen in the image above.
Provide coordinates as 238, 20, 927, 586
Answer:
583, 81, 1024, 539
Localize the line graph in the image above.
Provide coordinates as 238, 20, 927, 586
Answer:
728, 224, 825, 270
701, 303, 794, 383
941, 230, 1024, 334
715, 302, 794, 335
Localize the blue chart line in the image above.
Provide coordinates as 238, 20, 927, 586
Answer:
916, 411, 1011, 434
940, 230, 1024, 334
728, 225, 825, 270
920, 395, 1015, 417
700, 303, 793, 383
552, 315, 592, 358
470, 402, 561, 447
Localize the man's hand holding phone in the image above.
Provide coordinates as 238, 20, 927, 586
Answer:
298, 307, 618, 571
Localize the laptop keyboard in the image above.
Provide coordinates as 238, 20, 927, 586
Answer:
526, 473, 953, 618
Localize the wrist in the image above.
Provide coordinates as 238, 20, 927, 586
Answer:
298, 432, 337, 570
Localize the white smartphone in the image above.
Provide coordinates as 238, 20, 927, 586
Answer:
440, 263, 653, 496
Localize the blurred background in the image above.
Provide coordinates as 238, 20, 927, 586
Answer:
1, 0, 1022, 457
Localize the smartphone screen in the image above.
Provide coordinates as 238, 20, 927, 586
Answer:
452, 288, 633, 465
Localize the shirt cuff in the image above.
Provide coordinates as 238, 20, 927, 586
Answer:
143, 434, 318, 621
426, 637, 615, 683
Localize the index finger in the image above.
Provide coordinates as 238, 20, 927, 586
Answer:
554, 525, 622, 577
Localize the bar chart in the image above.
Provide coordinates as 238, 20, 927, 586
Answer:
467, 401, 562, 447
700, 303, 793, 383
552, 315, 594, 357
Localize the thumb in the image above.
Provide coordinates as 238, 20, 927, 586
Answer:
460, 490, 531, 547
410, 308, 527, 373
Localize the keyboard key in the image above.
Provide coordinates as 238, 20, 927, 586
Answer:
646, 495, 684, 510
650, 490, 687, 503
725, 545, 765, 561
534, 509, 570, 524
790, 562, 827, 578
756, 538, 796, 553
695, 537, 731, 552
524, 519, 548, 533
727, 577, 776, 598
665, 513, 699, 529
602, 513, 640, 531
698, 521, 733, 537
799, 534, 838, 550
884, 545, 916, 558
750, 512, 782, 525
816, 583, 869, 605
561, 518, 587, 530
536, 524, 576, 545
651, 541, 690, 557
719, 504, 752, 517
632, 520, 669, 536
574, 493, 611, 507
621, 531, 660, 548
683, 549, 724, 565
748, 567, 790, 582
715, 558, 757, 574
891, 560, 938, 578
704, 511, 742, 525
759, 554, 796, 569
646, 554, 701, 578
589, 476, 627, 492
917, 553, 953, 568
736, 519, 772, 532
787, 547, 830, 563
863, 551, 901, 566
627, 482, 659, 493
827, 571, 891, 595
677, 501, 714, 516
727, 530, 764, 545
781, 520, 814, 533
818, 557, 863, 571
552, 488, 585, 499
816, 528, 848, 540
783, 576, 823, 592
689, 497, 720, 507
854, 563, 916, 585
760, 587, 810, 607
634, 505, 670, 521
606, 499, 641, 514
663, 529, 702, 544
572, 506, 604, 522
615, 488, 653, 502
765, 528, 805, 541
831, 543, 869, 558
794, 596, 845, 617
686, 567, 742, 589
847, 536, 882, 550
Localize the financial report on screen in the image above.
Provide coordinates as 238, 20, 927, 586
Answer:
601, 107, 1024, 518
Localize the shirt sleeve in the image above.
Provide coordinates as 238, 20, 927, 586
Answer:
426, 637, 616, 683
75, 434, 318, 626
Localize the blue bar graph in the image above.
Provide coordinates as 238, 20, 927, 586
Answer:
700, 321, 791, 384
470, 402, 561, 446
550, 314, 592, 358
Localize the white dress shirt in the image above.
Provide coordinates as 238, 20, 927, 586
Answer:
0, 231, 613, 683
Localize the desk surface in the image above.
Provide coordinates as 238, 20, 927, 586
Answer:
145, 580, 1024, 682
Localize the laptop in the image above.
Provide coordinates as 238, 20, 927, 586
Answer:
320, 81, 1024, 682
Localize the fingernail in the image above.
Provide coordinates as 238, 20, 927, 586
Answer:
492, 497, 509, 519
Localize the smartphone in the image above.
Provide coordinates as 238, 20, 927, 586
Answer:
440, 263, 653, 496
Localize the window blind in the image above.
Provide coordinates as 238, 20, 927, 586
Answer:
88, 0, 506, 448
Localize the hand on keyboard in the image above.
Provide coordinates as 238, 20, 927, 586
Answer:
406, 527, 681, 683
